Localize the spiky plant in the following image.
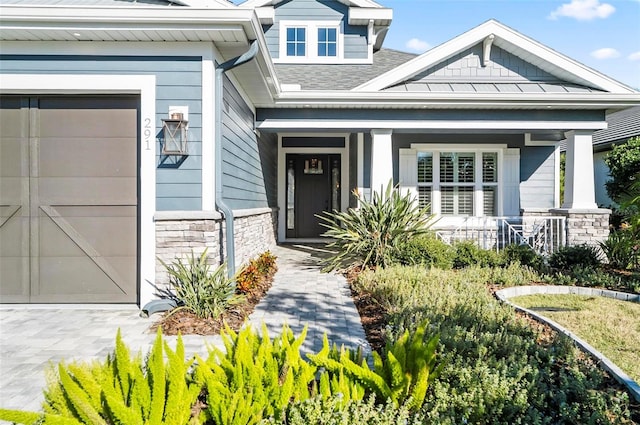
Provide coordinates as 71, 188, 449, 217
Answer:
318, 180, 434, 271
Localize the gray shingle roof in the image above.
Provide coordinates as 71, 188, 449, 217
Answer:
593, 106, 640, 150
275, 48, 417, 91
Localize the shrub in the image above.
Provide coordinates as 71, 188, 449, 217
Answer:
394, 234, 455, 269
237, 251, 279, 293
158, 249, 242, 319
0, 323, 446, 425
354, 266, 636, 423
194, 324, 321, 424
600, 229, 640, 271
605, 136, 640, 204
452, 240, 503, 268
318, 181, 434, 271
0, 329, 200, 425
501, 244, 545, 271
548, 244, 601, 271
266, 396, 425, 425
308, 321, 442, 412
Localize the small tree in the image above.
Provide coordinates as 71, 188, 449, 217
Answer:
604, 136, 640, 204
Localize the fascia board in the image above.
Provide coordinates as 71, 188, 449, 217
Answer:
487, 25, 636, 94
272, 91, 640, 109
0, 5, 257, 26
179, 0, 235, 7
348, 7, 392, 25
254, 6, 275, 24
256, 120, 609, 131
354, 20, 637, 94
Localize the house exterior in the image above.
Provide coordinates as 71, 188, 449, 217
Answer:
1, 0, 639, 307
591, 106, 640, 207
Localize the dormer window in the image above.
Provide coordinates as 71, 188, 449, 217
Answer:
279, 20, 342, 63
317, 27, 337, 57
286, 27, 306, 57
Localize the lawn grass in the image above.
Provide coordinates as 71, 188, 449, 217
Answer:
511, 294, 640, 384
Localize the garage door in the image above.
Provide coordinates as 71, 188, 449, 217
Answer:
0, 96, 138, 303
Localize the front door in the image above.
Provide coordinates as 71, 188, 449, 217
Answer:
286, 154, 341, 238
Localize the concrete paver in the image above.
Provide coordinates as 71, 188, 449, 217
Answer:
0, 244, 368, 413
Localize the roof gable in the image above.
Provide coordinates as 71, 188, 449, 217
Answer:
355, 19, 636, 94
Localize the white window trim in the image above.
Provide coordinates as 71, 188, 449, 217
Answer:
278, 20, 343, 63
411, 144, 507, 218
277, 132, 350, 242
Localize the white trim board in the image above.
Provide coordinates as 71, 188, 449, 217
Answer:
258, 120, 608, 131
0, 73, 157, 309
277, 135, 350, 242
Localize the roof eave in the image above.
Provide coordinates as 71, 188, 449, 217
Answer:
268, 91, 640, 109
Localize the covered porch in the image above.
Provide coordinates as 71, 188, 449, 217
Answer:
258, 111, 610, 251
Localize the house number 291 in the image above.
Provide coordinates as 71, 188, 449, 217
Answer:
144, 117, 152, 150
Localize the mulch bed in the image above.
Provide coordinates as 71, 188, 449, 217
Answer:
150, 272, 275, 336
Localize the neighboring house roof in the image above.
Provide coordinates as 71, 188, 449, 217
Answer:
355, 20, 636, 94
593, 106, 640, 151
276, 48, 416, 90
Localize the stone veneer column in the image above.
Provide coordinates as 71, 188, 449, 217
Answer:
370, 129, 394, 195
550, 208, 611, 248
154, 208, 278, 287
542, 130, 610, 248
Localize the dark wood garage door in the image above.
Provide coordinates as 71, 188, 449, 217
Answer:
0, 96, 138, 303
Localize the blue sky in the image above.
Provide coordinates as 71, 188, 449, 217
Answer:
380, 0, 640, 89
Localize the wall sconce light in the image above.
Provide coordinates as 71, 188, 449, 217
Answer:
161, 112, 188, 155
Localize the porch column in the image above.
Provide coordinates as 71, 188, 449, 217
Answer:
562, 130, 598, 210
370, 129, 393, 195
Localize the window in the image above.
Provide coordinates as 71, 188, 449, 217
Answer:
415, 150, 500, 216
317, 27, 337, 57
279, 21, 342, 63
286, 27, 306, 57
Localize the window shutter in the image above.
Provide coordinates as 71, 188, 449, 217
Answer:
503, 148, 520, 216
399, 148, 418, 200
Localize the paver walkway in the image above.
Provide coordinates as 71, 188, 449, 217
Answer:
0, 244, 368, 414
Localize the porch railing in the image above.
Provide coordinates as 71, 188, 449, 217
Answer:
435, 216, 566, 256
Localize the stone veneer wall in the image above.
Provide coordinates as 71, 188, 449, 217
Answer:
154, 208, 277, 286
549, 208, 611, 248
523, 208, 611, 248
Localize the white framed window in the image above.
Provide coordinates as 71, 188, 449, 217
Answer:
279, 20, 342, 63
317, 27, 337, 57
404, 145, 507, 217
286, 27, 306, 57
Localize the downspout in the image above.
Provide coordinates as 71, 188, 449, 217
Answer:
215, 40, 259, 278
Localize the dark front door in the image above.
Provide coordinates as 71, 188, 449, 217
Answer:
286, 154, 341, 238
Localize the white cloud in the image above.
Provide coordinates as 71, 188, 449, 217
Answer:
548, 0, 615, 21
405, 38, 430, 52
590, 47, 621, 59
628, 52, 640, 61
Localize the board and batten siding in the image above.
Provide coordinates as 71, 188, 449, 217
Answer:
222, 75, 276, 210
0, 54, 203, 211
264, 0, 368, 60
411, 45, 558, 82
519, 146, 556, 209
